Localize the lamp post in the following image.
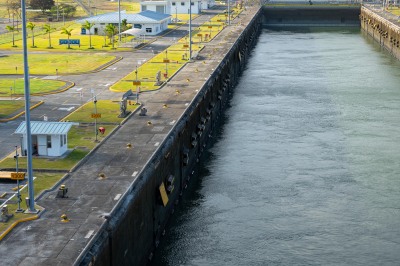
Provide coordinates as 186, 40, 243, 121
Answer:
92, 90, 98, 142
118, 0, 121, 42
21, 0, 36, 213
228, 0, 230, 26
189, 0, 192, 60
14, 146, 23, 213
165, 50, 168, 78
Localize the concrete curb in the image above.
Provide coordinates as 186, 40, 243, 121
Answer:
0, 214, 39, 241
0, 101, 44, 123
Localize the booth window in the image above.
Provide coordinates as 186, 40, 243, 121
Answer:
172, 2, 176, 5
146, 28, 152, 33
47, 136, 52, 148
181, 2, 185, 5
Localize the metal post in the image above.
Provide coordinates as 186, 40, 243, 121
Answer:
165, 50, 168, 77
93, 94, 98, 142
21, 0, 36, 213
15, 146, 23, 212
135, 66, 139, 104
118, 0, 121, 42
176, 6, 178, 22
189, 0, 192, 60
228, 0, 230, 25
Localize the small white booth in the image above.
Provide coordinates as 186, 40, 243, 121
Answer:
15, 121, 73, 157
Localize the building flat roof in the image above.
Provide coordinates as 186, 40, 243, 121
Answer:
15, 121, 73, 135
77, 10, 171, 24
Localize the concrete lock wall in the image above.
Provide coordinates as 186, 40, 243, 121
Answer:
262, 6, 361, 27
360, 7, 400, 60
77, 10, 263, 266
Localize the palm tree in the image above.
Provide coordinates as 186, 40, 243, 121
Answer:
5, 25, 16, 47
105, 23, 117, 49
42, 24, 54, 48
27, 22, 36, 47
61, 27, 73, 49
82, 20, 94, 49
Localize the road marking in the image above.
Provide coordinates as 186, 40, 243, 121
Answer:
104, 83, 111, 87
132, 171, 138, 177
114, 194, 122, 201
169, 120, 176, 125
185, 103, 189, 106
62, 103, 80, 106
76, 88, 82, 91
59, 107, 75, 111
84, 230, 94, 239
154, 142, 160, 147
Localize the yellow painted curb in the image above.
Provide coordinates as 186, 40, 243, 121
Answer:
0, 215, 39, 241
0, 100, 44, 123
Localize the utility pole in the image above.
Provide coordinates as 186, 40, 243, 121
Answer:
21, 0, 37, 214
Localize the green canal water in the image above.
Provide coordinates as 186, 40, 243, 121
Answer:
151, 27, 400, 265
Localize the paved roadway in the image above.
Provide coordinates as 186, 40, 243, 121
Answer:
0, 5, 261, 265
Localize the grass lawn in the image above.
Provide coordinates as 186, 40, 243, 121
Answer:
0, 79, 67, 95
0, 172, 65, 233
62, 100, 140, 123
0, 54, 116, 75
0, 149, 88, 170
0, 100, 25, 118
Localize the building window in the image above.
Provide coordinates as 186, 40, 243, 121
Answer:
172, 2, 176, 5
60, 136, 63, 147
191, 2, 194, 5
142, 5, 147, 11
64, 135, 66, 145
181, 2, 185, 5
146, 28, 152, 33
47, 135, 52, 148
134, 24, 142, 29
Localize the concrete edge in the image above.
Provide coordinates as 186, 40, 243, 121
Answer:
0, 214, 39, 241
0, 100, 44, 123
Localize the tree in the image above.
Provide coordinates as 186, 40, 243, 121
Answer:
50, 4, 77, 19
27, 22, 36, 48
61, 27, 72, 49
82, 20, 94, 49
105, 24, 117, 49
30, 0, 55, 14
5, 25, 16, 47
43, 24, 54, 48
121, 19, 131, 32
6, 0, 20, 22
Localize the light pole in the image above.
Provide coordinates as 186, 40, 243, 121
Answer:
14, 146, 24, 213
21, 0, 36, 213
165, 50, 168, 77
228, 0, 230, 26
118, 0, 121, 42
189, 0, 192, 60
135, 66, 139, 104
93, 93, 98, 142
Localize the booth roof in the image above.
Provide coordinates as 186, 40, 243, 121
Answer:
15, 121, 74, 135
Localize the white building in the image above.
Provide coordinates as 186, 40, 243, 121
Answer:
78, 10, 171, 36
140, 1, 171, 14
141, 0, 206, 15
15, 121, 74, 157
